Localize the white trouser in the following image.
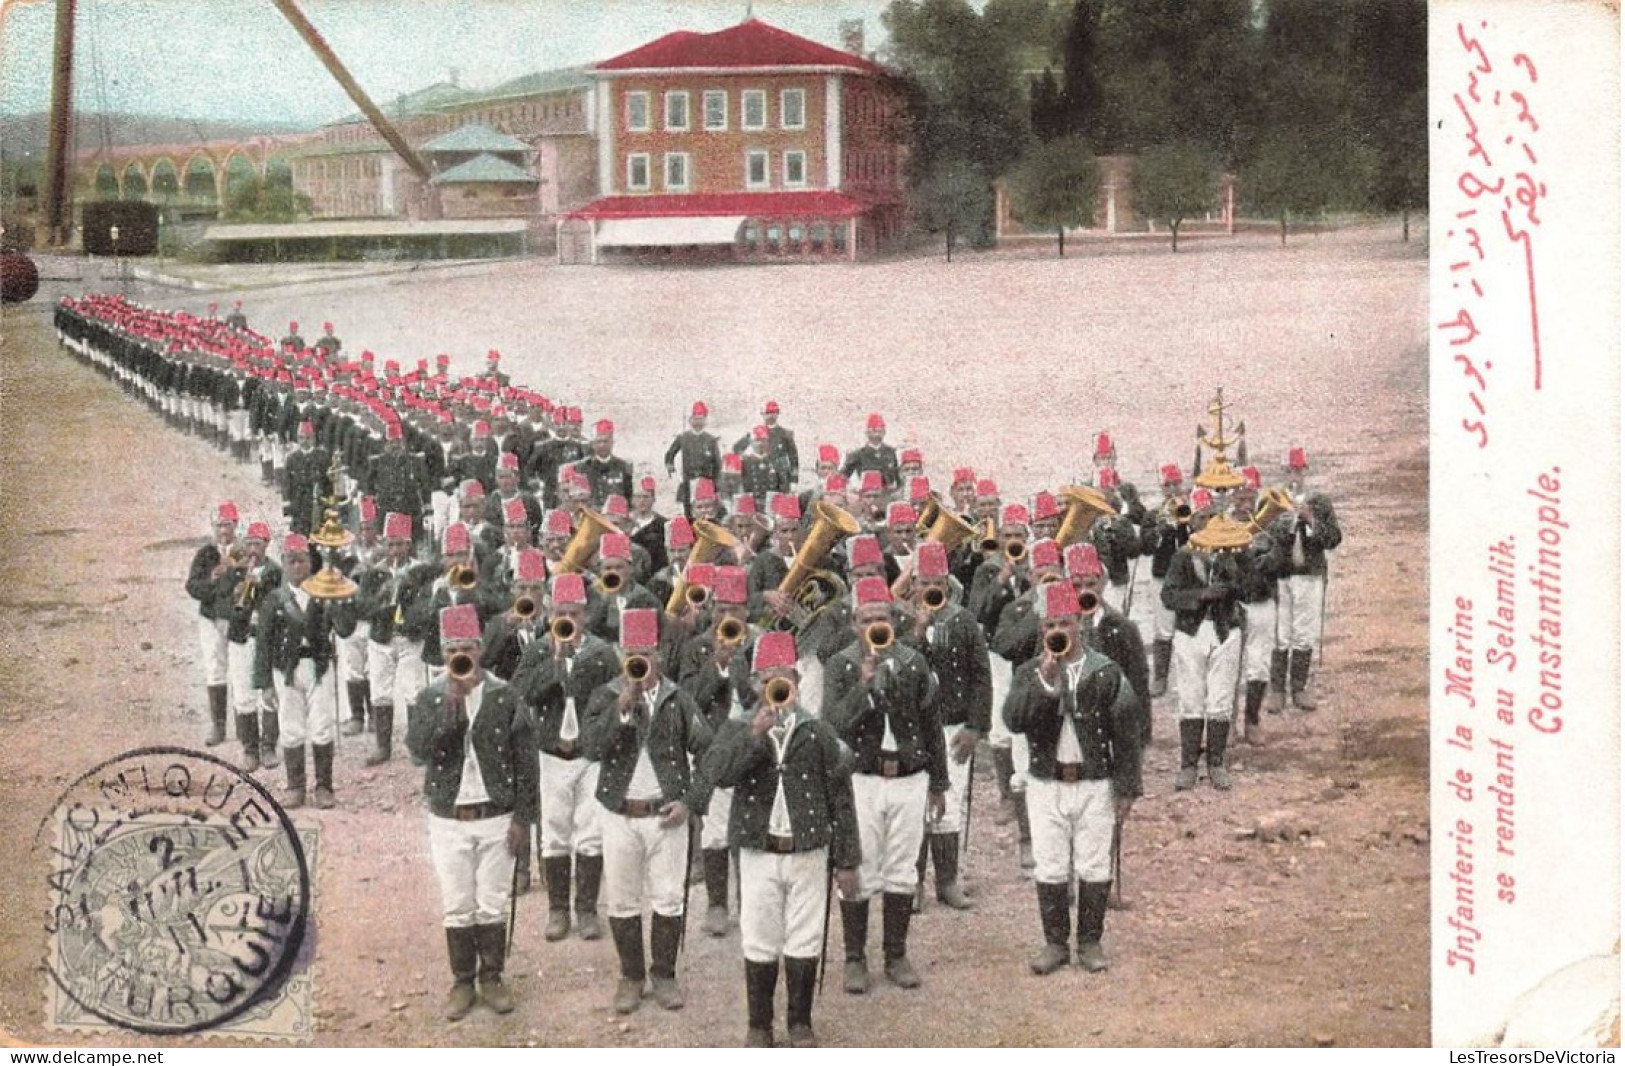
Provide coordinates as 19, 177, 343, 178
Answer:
368, 634, 426, 712
1172, 621, 1242, 722
228, 409, 250, 442
739, 846, 828, 963
701, 786, 734, 850
539, 754, 602, 857
796, 655, 825, 717
601, 810, 688, 918
851, 772, 928, 899
987, 655, 1013, 747
258, 434, 276, 464
339, 622, 371, 685
430, 490, 453, 543
197, 616, 228, 687
428, 813, 516, 928
272, 659, 338, 748
1277, 574, 1326, 652
1026, 777, 1115, 884
932, 724, 973, 835
227, 640, 256, 719
1150, 577, 1176, 642
272, 438, 289, 470
1241, 599, 1276, 683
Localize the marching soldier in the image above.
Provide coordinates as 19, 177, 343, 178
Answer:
366, 424, 432, 547
187, 501, 242, 749
585, 533, 662, 644
224, 299, 249, 331
1004, 580, 1141, 974
1143, 463, 1192, 699
479, 547, 548, 683
583, 608, 713, 1014
313, 320, 341, 356
356, 512, 434, 764
455, 420, 500, 496
226, 521, 282, 772
1272, 448, 1342, 712
1232, 468, 1289, 741
407, 603, 538, 1021
337, 497, 383, 738
740, 425, 793, 506
841, 412, 900, 493
666, 401, 722, 517
1068, 542, 1151, 747
284, 421, 334, 537
1090, 467, 1143, 610
702, 631, 860, 1048
530, 408, 586, 510
580, 419, 634, 508
628, 476, 669, 577
281, 320, 305, 351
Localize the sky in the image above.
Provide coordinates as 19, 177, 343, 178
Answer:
0, 0, 896, 126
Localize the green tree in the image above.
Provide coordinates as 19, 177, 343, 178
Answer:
1349, 0, 1427, 239
1133, 142, 1216, 251
1240, 126, 1373, 244
1008, 135, 1096, 257
911, 160, 993, 261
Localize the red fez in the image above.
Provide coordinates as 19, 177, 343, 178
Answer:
551, 572, 587, 605
865, 412, 885, 431
215, 501, 240, 524
692, 478, 718, 503
487, 349, 501, 363
472, 420, 491, 439
620, 608, 659, 649
666, 515, 696, 550
322, 321, 333, 334
1094, 432, 1115, 460
1192, 488, 1214, 512
722, 453, 743, 474
516, 549, 547, 583
1030, 539, 1061, 569
824, 474, 848, 492
977, 479, 1000, 499
289, 321, 298, 333
751, 425, 769, 441
385, 423, 403, 441
685, 562, 716, 589
901, 448, 923, 466
854, 575, 892, 606
1288, 447, 1308, 470
713, 565, 748, 604
543, 510, 573, 538
503, 498, 528, 526
439, 603, 481, 643
886, 502, 917, 527
859, 471, 883, 494
384, 512, 413, 540
733, 494, 759, 516
1065, 542, 1104, 579
604, 494, 629, 518
245, 521, 271, 541
1097, 467, 1121, 490
359, 496, 378, 523
436, 353, 451, 365
599, 533, 631, 560
692, 401, 709, 418
818, 444, 840, 465
637, 476, 657, 495
1241, 466, 1262, 490
1036, 580, 1081, 620
1160, 464, 1184, 486
952, 467, 976, 487
1032, 491, 1062, 522
460, 479, 486, 499
907, 476, 931, 503
769, 493, 801, 524
491, 405, 507, 420
849, 535, 883, 569
283, 533, 309, 555
567, 407, 583, 424
763, 400, 781, 415
916, 541, 950, 579
753, 631, 796, 671
442, 522, 472, 555
298, 421, 315, 438
498, 451, 520, 470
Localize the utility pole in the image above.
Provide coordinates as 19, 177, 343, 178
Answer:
42, 0, 77, 247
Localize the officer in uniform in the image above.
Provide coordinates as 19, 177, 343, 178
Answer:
187, 501, 242, 749
284, 421, 333, 536
580, 419, 634, 508
313, 320, 341, 356
665, 401, 722, 517
1271, 448, 1342, 712
824, 576, 947, 994
226, 521, 283, 772
1142, 463, 1192, 698
841, 413, 900, 493
355, 512, 434, 764
407, 603, 538, 1021
702, 631, 859, 1048
366, 423, 432, 547
740, 425, 793, 507
1004, 580, 1141, 974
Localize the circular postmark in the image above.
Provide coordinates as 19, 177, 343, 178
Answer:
34, 747, 310, 1036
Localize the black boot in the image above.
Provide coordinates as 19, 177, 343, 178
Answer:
513, 832, 532, 896
205, 685, 228, 746
840, 898, 870, 994
1243, 680, 1267, 745
343, 680, 369, 736
1175, 719, 1204, 790
234, 713, 261, 773
1291, 647, 1318, 710
575, 854, 604, 940
912, 838, 929, 914
1029, 881, 1072, 975
1014, 796, 1035, 874
932, 832, 972, 909
1207, 720, 1233, 790
744, 958, 778, 1047
311, 743, 336, 809
881, 891, 921, 988
992, 743, 1016, 822
1268, 649, 1290, 713
543, 856, 572, 941
283, 747, 306, 809
475, 923, 515, 1013
260, 459, 275, 487
1076, 880, 1112, 971
648, 913, 685, 1010
609, 916, 645, 1014
365, 703, 393, 766
702, 848, 730, 937
783, 955, 819, 1047
444, 926, 479, 1020
259, 707, 280, 767
1149, 639, 1173, 698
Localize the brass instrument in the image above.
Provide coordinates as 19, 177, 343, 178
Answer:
447, 563, 478, 591
599, 570, 625, 594
1043, 630, 1072, 657
977, 519, 999, 553
234, 560, 262, 610
917, 495, 979, 552
513, 594, 539, 620
763, 677, 795, 708
225, 543, 249, 568
665, 519, 741, 614
448, 652, 478, 680
550, 616, 577, 642
1245, 486, 1296, 537
1004, 540, 1027, 563
685, 584, 711, 608
716, 617, 746, 647
921, 586, 947, 611
751, 500, 859, 633
1054, 485, 1116, 548
863, 621, 894, 654
623, 654, 653, 683
1037, 572, 1064, 585
1078, 590, 1100, 614
556, 508, 618, 575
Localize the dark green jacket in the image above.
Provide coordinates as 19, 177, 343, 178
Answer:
896, 601, 992, 733
703, 715, 860, 867
406, 676, 539, 823
822, 642, 948, 793
1003, 650, 1142, 801
583, 677, 713, 814
511, 633, 620, 754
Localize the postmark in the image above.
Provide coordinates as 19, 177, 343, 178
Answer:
35, 746, 312, 1037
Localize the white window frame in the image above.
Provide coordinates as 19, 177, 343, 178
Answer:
625, 91, 650, 132
626, 152, 650, 191
703, 89, 728, 132
783, 149, 807, 188
780, 87, 806, 130
741, 89, 767, 131
664, 90, 690, 131
745, 150, 770, 190
663, 152, 690, 191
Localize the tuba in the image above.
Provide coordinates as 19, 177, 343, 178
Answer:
777, 501, 860, 608
665, 519, 740, 615
916, 492, 979, 552
1245, 486, 1296, 537
556, 508, 617, 575
1054, 485, 1116, 548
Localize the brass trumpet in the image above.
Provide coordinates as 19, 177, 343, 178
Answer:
716, 617, 746, 647
764, 676, 795, 708
550, 616, 577, 642
1043, 630, 1072, 657
1078, 590, 1100, 614
513, 594, 539, 620
685, 584, 711, 608
1004, 540, 1027, 563
921, 586, 947, 611
448, 651, 478, 680
447, 563, 478, 591
977, 519, 999, 554
863, 621, 894, 654
623, 654, 653, 683
225, 543, 249, 568
600, 570, 625, 594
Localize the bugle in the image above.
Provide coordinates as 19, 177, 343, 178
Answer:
1245, 486, 1296, 537
1043, 630, 1072, 657
716, 617, 746, 647
623, 654, 653, 683
1004, 540, 1027, 563
921, 586, 947, 611
556, 508, 617, 575
1055, 485, 1116, 548
513, 594, 539, 620
599, 570, 625, 594
550, 616, 577, 642
1078, 589, 1100, 614
763, 677, 795, 708
447, 563, 478, 591
977, 519, 999, 554
863, 621, 894, 654
685, 584, 711, 608
448, 651, 478, 680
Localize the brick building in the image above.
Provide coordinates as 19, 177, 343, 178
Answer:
559, 19, 909, 263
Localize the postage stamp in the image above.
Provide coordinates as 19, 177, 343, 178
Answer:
36, 747, 316, 1039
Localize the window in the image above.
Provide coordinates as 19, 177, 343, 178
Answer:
742, 89, 766, 130
664, 152, 690, 191
781, 88, 806, 130
745, 150, 770, 189
783, 150, 807, 188
703, 90, 728, 131
626, 91, 650, 132
627, 153, 650, 191
664, 91, 690, 131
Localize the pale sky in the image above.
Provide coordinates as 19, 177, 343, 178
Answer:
0, 0, 895, 126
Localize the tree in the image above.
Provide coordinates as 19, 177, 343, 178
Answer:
1348, 0, 1428, 239
1008, 136, 1096, 257
911, 160, 993, 261
1133, 142, 1216, 251
1240, 126, 1373, 244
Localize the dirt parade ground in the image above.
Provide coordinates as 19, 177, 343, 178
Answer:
0, 224, 1429, 1047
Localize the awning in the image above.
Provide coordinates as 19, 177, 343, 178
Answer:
594, 216, 747, 247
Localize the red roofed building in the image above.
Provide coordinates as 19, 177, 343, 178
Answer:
559, 19, 908, 263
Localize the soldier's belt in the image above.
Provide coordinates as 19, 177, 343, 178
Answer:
547, 740, 582, 760
621, 798, 662, 818
1055, 762, 1086, 783
765, 834, 797, 853
451, 802, 512, 822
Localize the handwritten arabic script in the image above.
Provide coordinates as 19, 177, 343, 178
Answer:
1439, 20, 1545, 450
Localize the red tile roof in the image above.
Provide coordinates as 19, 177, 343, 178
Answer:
564, 191, 873, 220
596, 19, 887, 76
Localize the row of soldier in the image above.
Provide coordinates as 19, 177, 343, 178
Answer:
56, 294, 1341, 1047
